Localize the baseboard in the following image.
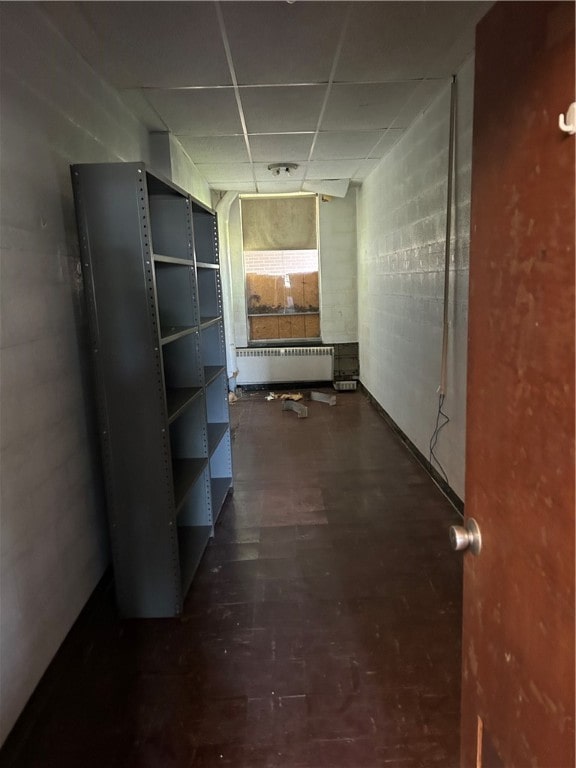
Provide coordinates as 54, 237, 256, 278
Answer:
359, 382, 464, 516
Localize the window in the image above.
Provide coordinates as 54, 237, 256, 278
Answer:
241, 195, 319, 343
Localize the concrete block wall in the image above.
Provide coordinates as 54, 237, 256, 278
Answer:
357, 56, 474, 499
319, 191, 358, 344
0, 4, 209, 745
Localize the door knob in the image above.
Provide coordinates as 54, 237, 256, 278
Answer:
449, 518, 482, 555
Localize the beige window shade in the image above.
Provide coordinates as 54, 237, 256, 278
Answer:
241, 196, 317, 251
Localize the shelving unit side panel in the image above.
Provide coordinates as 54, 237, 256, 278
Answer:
200, 321, 226, 368
192, 207, 219, 265
148, 194, 194, 262
178, 465, 212, 527
206, 373, 228, 423
155, 262, 198, 330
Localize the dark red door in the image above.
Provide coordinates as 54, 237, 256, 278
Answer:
461, 2, 575, 766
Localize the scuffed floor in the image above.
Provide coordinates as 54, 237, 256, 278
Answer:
1, 390, 463, 768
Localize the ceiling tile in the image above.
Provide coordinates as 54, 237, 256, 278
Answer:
335, 1, 490, 82
241, 86, 326, 134
195, 164, 254, 183
256, 180, 304, 194
45, 2, 232, 88
253, 163, 306, 182
312, 131, 385, 160
221, 2, 348, 85
144, 89, 242, 136
249, 134, 314, 163
368, 129, 405, 158
305, 160, 361, 180
321, 82, 418, 131
177, 135, 249, 164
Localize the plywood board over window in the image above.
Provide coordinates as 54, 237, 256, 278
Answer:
241, 195, 320, 342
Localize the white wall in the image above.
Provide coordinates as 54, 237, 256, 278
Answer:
0, 4, 209, 745
357, 56, 474, 499
319, 191, 358, 343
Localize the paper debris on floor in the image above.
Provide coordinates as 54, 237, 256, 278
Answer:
265, 392, 278, 401
279, 393, 303, 401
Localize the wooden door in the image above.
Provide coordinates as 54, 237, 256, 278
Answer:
462, 2, 575, 766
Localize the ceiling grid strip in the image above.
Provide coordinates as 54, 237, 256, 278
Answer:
215, 1, 258, 192
303, 2, 355, 190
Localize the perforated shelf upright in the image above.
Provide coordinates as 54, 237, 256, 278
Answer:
192, 199, 234, 521
71, 162, 233, 618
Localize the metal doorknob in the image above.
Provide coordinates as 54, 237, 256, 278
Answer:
449, 518, 482, 555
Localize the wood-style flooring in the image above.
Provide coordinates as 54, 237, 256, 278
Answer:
0, 390, 463, 767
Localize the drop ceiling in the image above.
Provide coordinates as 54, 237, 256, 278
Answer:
45, 1, 491, 194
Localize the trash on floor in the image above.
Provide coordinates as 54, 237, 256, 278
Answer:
310, 391, 337, 406
279, 393, 303, 401
282, 400, 308, 418
265, 392, 278, 401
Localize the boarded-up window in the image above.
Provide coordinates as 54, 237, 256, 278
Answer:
241, 196, 319, 342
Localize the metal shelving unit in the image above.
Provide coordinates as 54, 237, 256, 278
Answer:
71, 162, 233, 618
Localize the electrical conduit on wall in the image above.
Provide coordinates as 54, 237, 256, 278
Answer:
429, 75, 457, 486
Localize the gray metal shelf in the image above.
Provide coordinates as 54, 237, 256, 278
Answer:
207, 423, 229, 456
71, 161, 230, 619
211, 477, 232, 518
160, 325, 197, 345
173, 458, 208, 511
204, 365, 225, 386
154, 253, 194, 266
179, 525, 212, 595
166, 386, 203, 424
200, 316, 221, 330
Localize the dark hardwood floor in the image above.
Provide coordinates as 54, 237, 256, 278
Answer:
0, 390, 463, 768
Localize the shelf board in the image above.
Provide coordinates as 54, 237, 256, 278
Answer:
196, 261, 219, 270
166, 387, 203, 424
172, 458, 208, 511
204, 365, 225, 387
207, 423, 228, 456
153, 253, 194, 266
200, 316, 221, 330
211, 477, 232, 521
160, 325, 196, 345
178, 525, 211, 596
248, 311, 319, 317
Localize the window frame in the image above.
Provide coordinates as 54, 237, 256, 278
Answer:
239, 193, 321, 347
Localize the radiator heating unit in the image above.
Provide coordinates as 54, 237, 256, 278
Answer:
236, 347, 334, 386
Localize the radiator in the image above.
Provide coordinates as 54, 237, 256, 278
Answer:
236, 346, 334, 385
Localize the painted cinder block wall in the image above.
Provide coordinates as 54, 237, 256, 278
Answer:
357, 56, 474, 499
319, 192, 358, 344
0, 4, 209, 745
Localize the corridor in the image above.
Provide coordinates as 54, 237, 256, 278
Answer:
1, 390, 463, 768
